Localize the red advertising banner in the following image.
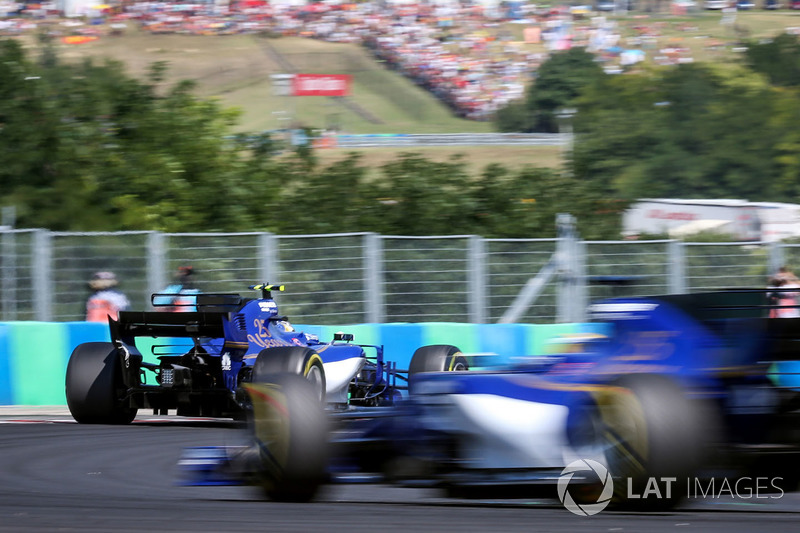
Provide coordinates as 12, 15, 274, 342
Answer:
292, 74, 351, 97
62, 36, 99, 45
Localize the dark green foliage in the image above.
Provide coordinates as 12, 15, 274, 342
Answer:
494, 101, 531, 132
2, 37, 612, 239
495, 47, 605, 133
745, 33, 800, 88
526, 48, 606, 133
10, 33, 800, 242
573, 62, 788, 204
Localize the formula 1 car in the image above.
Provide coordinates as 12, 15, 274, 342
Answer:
65, 284, 465, 424
178, 289, 800, 509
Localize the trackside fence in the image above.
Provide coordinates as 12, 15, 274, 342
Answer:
0, 228, 794, 324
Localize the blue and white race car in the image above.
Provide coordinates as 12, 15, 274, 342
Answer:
65, 284, 459, 424
179, 289, 800, 509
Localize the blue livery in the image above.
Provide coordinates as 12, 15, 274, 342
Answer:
64, 284, 413, 422
179, 289, 800, 509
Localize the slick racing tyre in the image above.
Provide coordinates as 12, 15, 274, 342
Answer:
245, 374, 329, 502
581, 374, 710, 511
65, 342, 138, 424
408, 344, 468, 395
252, 347, 326, 403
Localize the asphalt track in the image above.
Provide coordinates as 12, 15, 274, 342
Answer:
1, 410, 798, 533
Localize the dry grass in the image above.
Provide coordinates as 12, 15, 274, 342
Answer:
311, 145, 565, 174
44, 29, 488, 134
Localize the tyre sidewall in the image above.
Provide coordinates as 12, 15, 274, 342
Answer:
65, 342, 136, 424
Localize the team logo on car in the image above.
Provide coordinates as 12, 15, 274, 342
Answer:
258, 301, 278, 315
557, 459, 614, 516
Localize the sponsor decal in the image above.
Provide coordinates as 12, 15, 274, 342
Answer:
292, 74, 351, 96
646, 209, 698, 221
248, 318, 290, 349
258, 301, 278, 315
588, 302, 658, 321
62, 36, 99, 45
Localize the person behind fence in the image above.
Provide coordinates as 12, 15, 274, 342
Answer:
154, 266, 200, 312
85, 271, 130, 322
770, 269, 800, 318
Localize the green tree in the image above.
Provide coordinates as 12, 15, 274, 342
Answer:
573, 63, 784, 204
496, 47, 605, 133
0, 38, 251, 231
368, 153, 475, 235
744, 33, 800, 88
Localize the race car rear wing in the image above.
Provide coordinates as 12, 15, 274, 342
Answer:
151, 292, 249, 312
110, 292, 257, 344
110, 311, 228, 342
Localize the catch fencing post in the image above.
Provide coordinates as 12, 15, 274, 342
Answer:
148, 232, 166, 303
259, 233, 278, 284
769, 242, 784, 277
33, 229, 53, 321
556, 214, 581, 323
669, 240, 686, 294
364, 233, 384, 323
468, 235, 486, 324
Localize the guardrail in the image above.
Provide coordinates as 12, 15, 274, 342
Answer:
333, 133, 567, 148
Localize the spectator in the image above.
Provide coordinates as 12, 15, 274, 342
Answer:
154, 266, 200, 312
771, 267, 800, 318
85, 271, 130, 322
776, 265, 798, 284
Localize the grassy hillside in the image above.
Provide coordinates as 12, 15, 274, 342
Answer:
53, 30, 491, 134
18, 9, 800, 173
46, 10, 800, 133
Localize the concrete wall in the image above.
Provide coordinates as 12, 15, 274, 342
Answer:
0, 321, 609, 406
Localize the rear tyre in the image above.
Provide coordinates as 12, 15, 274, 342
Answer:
246, 374, 328, 502
252, 347, 326, 403
65, 342, 137, 424
408, 344, 468, 395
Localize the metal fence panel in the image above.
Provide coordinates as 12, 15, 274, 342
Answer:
684, 242, 770, 292
584, 240, 673, 301
1, 230, 37, 321
382, 236, 472, 322
778, 244, 800, 275
8, 228, 800, 324
485, 239, 558, 323
274, 233, 370, 324
164, 233, 264, 294
49, 232, 152, 321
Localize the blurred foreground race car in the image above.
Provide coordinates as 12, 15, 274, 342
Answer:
178, 289, 800, 509
66, 284, 462, 423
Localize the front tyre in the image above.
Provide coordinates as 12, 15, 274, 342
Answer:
408, 344, 468, 395
246, 374, 329, 502
594, 375, 708, 510
252, 347, 326, 403
65, 342, 137, 424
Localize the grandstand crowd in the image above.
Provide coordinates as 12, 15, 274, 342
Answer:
0, 1, 695, 121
